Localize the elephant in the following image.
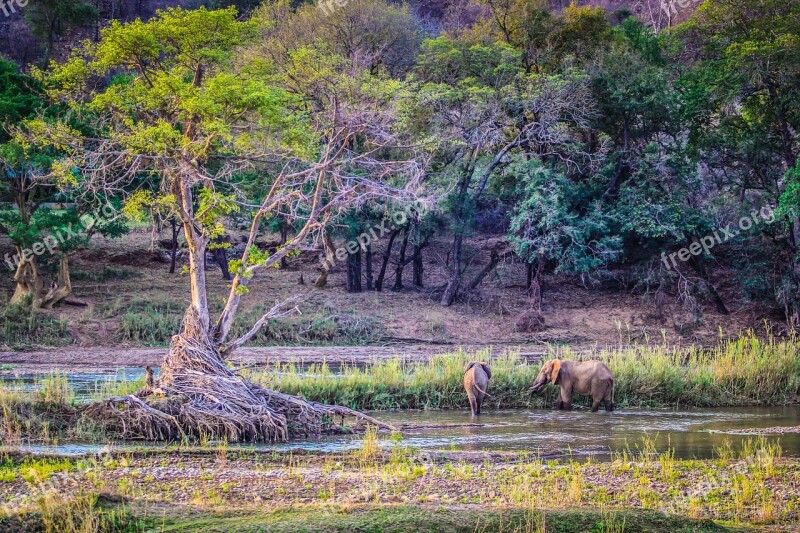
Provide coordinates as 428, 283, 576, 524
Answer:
530, 359, 614, 412
463, 362, 491, 416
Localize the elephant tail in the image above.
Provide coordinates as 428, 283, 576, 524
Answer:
474, 383, 492, 398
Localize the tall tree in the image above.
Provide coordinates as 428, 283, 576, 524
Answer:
32, 8, 421, 441
413, 36, 604, 305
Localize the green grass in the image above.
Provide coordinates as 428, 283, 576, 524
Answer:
231, 306, 384, 346
71, 266, 141, 282
0, 298, 72, 350
247, 333, 800, 410
116, 298, 383, 346
136, 505, 739, 533
0, 492, 146, 532
117, 298, 185, 345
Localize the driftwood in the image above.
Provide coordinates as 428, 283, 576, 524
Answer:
83, 308, 395, 442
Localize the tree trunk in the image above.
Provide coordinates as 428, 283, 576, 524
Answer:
365, 243, 374, 291
440, 166, 473, 306
314, 233, 336, 289
212, 247, 231, 281
10, 251, 44, 307
40, 254, 72, 309
280, 219, 289, 269
526, 261, 534, 294
169, 218, 179, 274
687, 254, 729, 315
393, 227, 410, 291
347, 246, 362, 293
412, 242, 424, 288
375, 228, 399, 292
440, 233, 463, 306
528, 255, 545, 312
467, 248, 504, 290
210, 235, 231, 281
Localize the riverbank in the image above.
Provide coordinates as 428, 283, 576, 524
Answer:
0, 436, 796, 531
1, 335, 799, 445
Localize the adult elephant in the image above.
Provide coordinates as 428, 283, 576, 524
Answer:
463, 362, 491, 416
530, 359, 614, 412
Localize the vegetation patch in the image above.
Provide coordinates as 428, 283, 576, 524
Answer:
0, 299, 72, 351
146, 505, 734, 533
249, 334, 800, 410
71, 266, 141, 283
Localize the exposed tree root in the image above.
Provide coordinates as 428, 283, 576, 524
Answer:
83, 308, 395, 442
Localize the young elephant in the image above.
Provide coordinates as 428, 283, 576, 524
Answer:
530, 359, 614, 412
463, 362, 491, 416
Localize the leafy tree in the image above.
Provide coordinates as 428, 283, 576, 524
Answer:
255, 0, 421, 78
413, 35, 605, 305
679, 0, 800, 323
0, 59, 41, 134
31, 7, 420, 441
508, 159, 621, 303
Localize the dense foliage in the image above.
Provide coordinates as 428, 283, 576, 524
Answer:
1, 0, 799, 329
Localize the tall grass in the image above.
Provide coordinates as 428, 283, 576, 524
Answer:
0, 379, 78, 445
247, 333, 800, 410
0, 297, 72, 350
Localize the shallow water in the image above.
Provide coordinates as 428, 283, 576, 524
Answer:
0, 368, 150, 399
6, 406, 799, 460
375, 406, 800, 459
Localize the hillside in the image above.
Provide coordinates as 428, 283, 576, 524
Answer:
0, 0, 700, 66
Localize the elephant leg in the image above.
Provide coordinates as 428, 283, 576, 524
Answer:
590, 397, 601, 412
560, 387, 573, 411
604, 389, 613, 412
555, 399, 564, 410
475, 392, 483, 415
468, 394, 477, 416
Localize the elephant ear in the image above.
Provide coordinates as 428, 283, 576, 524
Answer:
550, 359, 562, 384
465, 362, 478, 374
480, 363, 491, 380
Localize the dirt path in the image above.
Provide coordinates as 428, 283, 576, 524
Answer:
0, 344, 551, 374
